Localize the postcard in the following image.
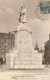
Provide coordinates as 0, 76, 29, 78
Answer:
0, 0, 50, 80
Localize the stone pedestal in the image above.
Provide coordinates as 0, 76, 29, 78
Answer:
6, 50, 44, 69
6, 23, 44, 69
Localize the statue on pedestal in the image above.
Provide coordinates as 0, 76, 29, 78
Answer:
6, 5, 44, 69
18, 5, 27, 24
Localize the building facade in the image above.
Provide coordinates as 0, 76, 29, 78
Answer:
0, 32, 15, 59
44, 34, 50, 64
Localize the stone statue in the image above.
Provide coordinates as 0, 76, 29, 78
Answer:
18, 5, 27, 23
6, 5, 44, 69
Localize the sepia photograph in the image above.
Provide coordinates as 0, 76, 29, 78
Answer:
0, 0, 50, 80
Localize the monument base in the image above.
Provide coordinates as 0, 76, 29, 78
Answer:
6, 49, 44, 69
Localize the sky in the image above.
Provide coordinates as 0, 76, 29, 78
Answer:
0, 0, 50, 49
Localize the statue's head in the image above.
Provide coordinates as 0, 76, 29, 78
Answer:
21, 5, 25, 10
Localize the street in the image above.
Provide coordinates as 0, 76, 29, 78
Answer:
0, 64, 49, 80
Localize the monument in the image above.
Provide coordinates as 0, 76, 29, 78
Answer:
6, 5, 44, 69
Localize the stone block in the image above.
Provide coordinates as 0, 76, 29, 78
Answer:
9, 53, 15, 57
22, 60, 31, 65
19, 65, 25, 69
30, 65, 35, 69
24, 65, 30, 69
14, 65, 20, 69
15, 60, 22, 65
6, 53, 10, 57
32, 60, 38, 65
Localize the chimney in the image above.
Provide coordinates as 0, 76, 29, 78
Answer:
49, 34, 50, 40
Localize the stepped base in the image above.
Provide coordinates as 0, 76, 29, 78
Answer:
6, 65, 45, 70
14, 65, 44, 69
6, 50, 45, 70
